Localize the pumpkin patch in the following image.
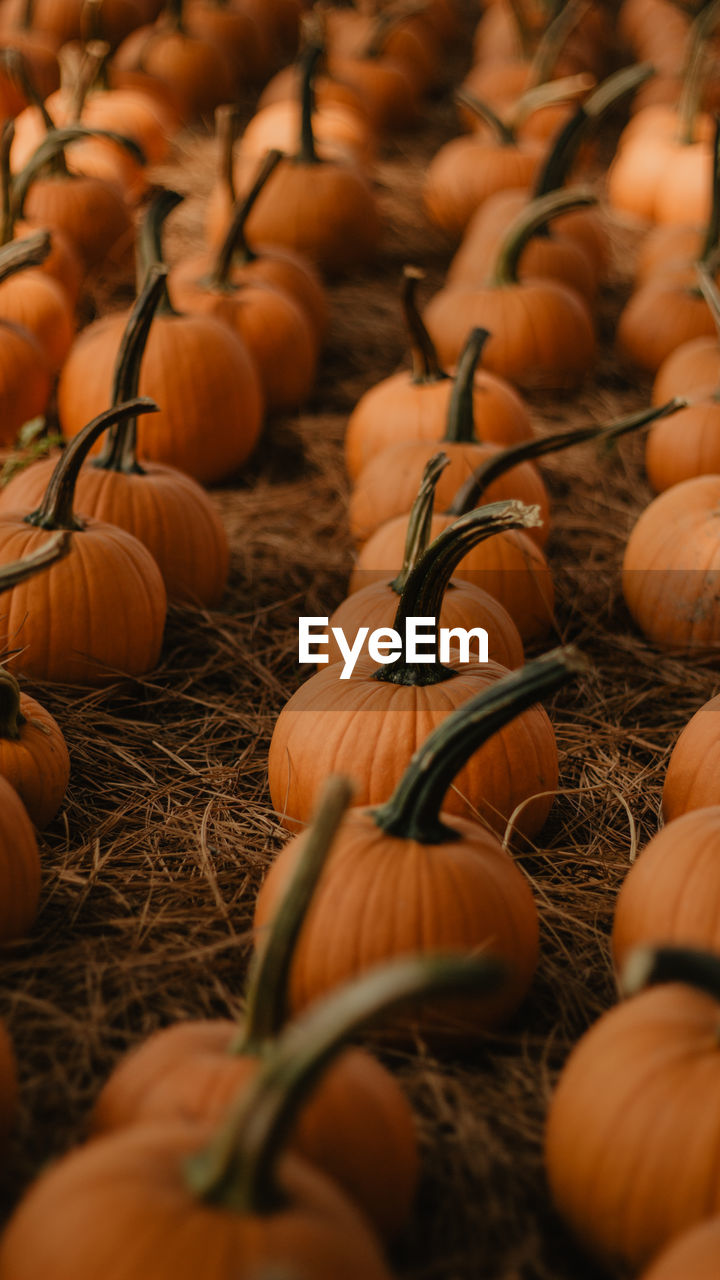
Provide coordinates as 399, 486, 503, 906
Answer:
0, 3, 717, 1279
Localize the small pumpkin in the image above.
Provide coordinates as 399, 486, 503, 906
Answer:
344, 268, 533, 484
0, 774, 40, 943
662, 691, 720, 820
90, 777, 420, 1241
112, 0, 233, 121
0, 1019, 17, 1147
639, 1218, 720, 1280
1, 265, 230, 607
0, 230, 54, 446
0, 949, 500, 1279
0, 667, 70, 828
0, 397, 168, 684
424, 188, 597, 389
546, 943, 720, 1271
57, 189, 265, 486
258, 649, 583, 1038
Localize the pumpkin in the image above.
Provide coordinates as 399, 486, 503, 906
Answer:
0, 1019, 17, 1146
622, 473, 720, 649
236, 37, 382, 274
203, 112, 328, 340
258, 650, 583, 1038
0, 950, 500, 1279
663, 691, 720, 819
170, 154, 318, 414
639, 1218, 720, 1280
0, 667, 70, 828
90, 778, 420, 1241
0, 397, 168, 684
424, 188, 597, 388
0, 773, 40, 942
112, 0, 233, 121
546, 943, 720, 1271
1, 266, 230, 607
344, 267, 533, 483
0, 229, 53, 445
613, 807, 720, 969
57, 189, 265, 486
269, 569, 563, 838
330, 480, 530, 672
12, 123, 142, 277
348, 323, 548, 546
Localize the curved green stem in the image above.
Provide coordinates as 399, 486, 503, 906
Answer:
448, 400, 686, 517
297, 40, 323, 166
25, 399, 158, 532
0, 228, 50, 284
185, 952, 505, 1213
0, 669, 24, 739
94, 266, 168, 476
215, 104, 241, 208
677, 0, 720, 145
533, 63, 654, 197
137, 188, 183, 314
0, 122, 14, 245
443, 327, 490, 444
511, 71, 593, 130
211, 150, 284, 288
454, 90, 516, 146
490, 186, 597, 286
13, 125, 146, 220
621, 943, 720, 1002
374, 646, 586, 842
376, 499, 540, 688
389, 451, 448, 595
236, 778, 353, 1054
0, 531, 70, 591
402, 266, 447, 385
700, 115, 720, 265
529, 0, 590, 89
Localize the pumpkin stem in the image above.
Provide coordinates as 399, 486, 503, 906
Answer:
0, 531, 70, 590
373, 646, 586, 842
621, 943, 720, 1002
389, 451, 449, 595
94, 265, 168, 476
677, 0, 720, 146
510, 71, 593, 132
490, 186, 597, 287
402, 265, 448, 385
12, 125, 146, 221
210, 149, 285, 288
699, 115, 720, 266
528, 0, 590, 90
215, 104, 241, 209
532, 63, 654, 197
137, 187, 183, 315
0, 228, 51, 283
0, 669, 25, 740
0, 47, 57, 140
297, 37, 323, 166
236, 778, 353, 1054
695, 263, 720, 340
447, 400, 687, 517
25, 398, 158, 532
453, 90, 516, 146
377, 498, 541, 688
0, 122, 15, 245
443, 326, 490, 444
185, 951, 505, 1214
65, 39, 111, 121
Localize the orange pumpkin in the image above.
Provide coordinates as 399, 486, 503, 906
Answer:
2, 266, 230, 607
344, 268, 533, 483
112, 0, 233, 121
546, 944, 720, 1271
0, 668, 69, 828
0, 1019, 17, 1147
639, 1218, 720, 1280
0, 773, 40, 942
258, 651, 582, 1038
57, 189, 265, 486
0, 398, 168, 684
0, 229, 53, 445
663, 691, 720, 820
90, 778, 420, 1241
424, 188, 597, 389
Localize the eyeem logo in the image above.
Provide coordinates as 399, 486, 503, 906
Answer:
299, 617, 489, 680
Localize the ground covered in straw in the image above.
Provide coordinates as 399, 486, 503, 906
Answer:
0, 20, 715, 1280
